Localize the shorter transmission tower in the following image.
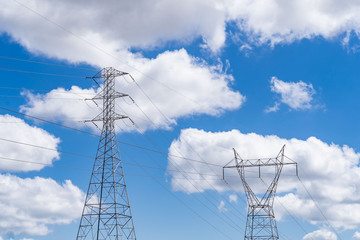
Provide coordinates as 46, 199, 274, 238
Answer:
223, 145, 297, 240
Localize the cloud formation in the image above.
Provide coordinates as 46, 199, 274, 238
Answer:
0, 174, 84, 236
20, 51, 244, 132
353, 231, 360, 239
2, 0, 360, 55
266, 76, 316, 112
167, 128, 360, 229
0, 114, 60, 171
303, 229, 337, 240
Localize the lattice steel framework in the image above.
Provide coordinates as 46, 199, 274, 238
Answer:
223, 146, 297, 240
77, 67, 136, 240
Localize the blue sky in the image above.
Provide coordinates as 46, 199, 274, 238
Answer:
1, 1, 360, 240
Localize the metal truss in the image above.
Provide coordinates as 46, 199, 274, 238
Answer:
77, 67, 136, 240
223, 145, 297, 240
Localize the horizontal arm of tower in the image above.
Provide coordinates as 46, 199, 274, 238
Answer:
89, 92, 130, 100
223, 161, 297, 169
89, 68, 129, 79
84, 114, 131, 122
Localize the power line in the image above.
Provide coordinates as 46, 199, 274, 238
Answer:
257, 177, 313, 240
0, 55, 95, 71
0, 67, 86, 78
0, 155, 225, 181
297, 176, 342, 239
0, 94, 86, 100
0, 86, 96, 96
0, 136, 226, 178
12, 0, 199, 105
0, 155, 90, 172
114, 121, 245, 233
0, 106, 223, 167
118, 135, 243, 238
117, 93, 248, 224
114, 103, 247, 230
283, 156, 342, 239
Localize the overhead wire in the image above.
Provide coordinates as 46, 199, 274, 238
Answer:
5, 1, 310, 238
0, 86, 97, 96
124, 93, 248, 221
113, 120, 245, 234
0, 55, 95, 71
0, 136, 226, 178
112, 99, 246, 232
0, 67, 86, 78
284, 156, 343, 240
0, 94, 86, 100
256, 177, 312, 240
114, 100, 248, 228
82, 96, 241, 237
12, 0, 200, 106
0, 106, 224, 166
0, 155, 224, 181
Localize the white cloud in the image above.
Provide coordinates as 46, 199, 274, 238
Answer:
167, 128, 360, 229
2, 0, 360, 55
217, 201, 228, 213
264, 102, 280, 113
20, 50, 244, 132
1, 0, 360, 68
269, 76, 315, 111
0, 1, 245, 130
229, 194, 238, 203
0, 174, 84, 236
303, 229, 337, 240
226, 0, 360, 47
0, 114, 60, 171
353, 231, 360, 239
0, 0, 228, 53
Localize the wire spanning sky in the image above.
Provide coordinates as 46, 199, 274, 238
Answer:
0, 1, 360, 239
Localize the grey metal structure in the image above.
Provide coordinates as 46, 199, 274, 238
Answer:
223, 146, 297, 240
77, 67, 136, 240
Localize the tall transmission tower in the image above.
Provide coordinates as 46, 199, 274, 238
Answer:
223, 145, 297, 240
77, 67, 136, 240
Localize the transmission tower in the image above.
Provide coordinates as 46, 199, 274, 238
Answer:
223, 145, 297, 240
77, 67, 136, 240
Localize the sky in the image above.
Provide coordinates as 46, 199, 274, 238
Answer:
1, 0, 360, 239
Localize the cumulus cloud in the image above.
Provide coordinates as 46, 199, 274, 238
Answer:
226, 0, 360, 47
353, 231, 360, 239
303, 229, 337, 240
0, 174, 84, 236
267, 76, 316, 111
167, 128, 360, 229
0, 114, 60, 171
2, 0, 360, 56
20, 51, 244, 132
229, 194, 238, 203
217, 201, 228, 213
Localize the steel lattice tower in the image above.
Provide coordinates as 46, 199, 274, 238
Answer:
223, 146, 297, 240
77, 67, 136, 240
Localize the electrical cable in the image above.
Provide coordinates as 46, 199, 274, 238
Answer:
0, 106, 223, 166
114, 121, 245, 233
297, 176, 342, 240
12, 0, 199, 105
114, 101, 247, 227
0, 67, 86, 78
0, 55, 95, 71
